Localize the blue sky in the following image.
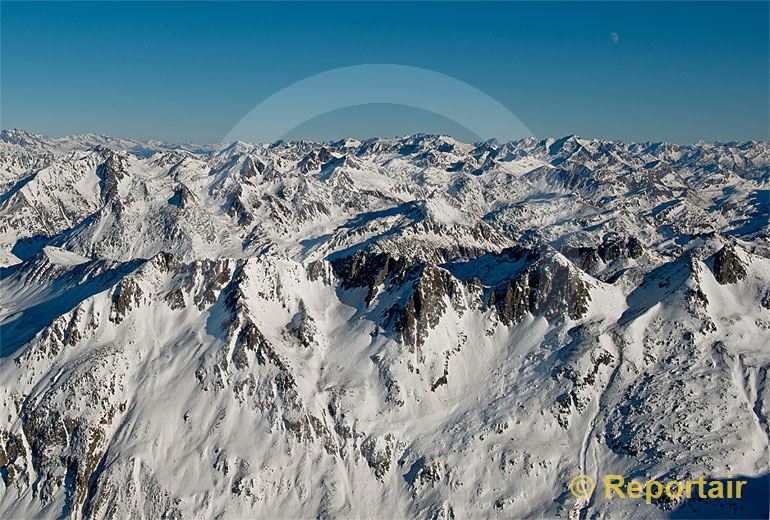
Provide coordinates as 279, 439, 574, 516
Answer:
1, 1, 768, 143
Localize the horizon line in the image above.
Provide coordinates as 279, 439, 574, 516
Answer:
3, 128, 769, 149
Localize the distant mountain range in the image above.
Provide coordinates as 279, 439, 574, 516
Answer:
1, 128, 768, 519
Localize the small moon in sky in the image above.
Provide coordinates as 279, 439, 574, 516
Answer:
610, 32, 620, 44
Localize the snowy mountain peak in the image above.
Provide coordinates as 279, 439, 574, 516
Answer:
0, 131, 768, 519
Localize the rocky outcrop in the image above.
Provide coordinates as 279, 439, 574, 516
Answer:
561, 233, 644, 272
0, 430, 28, 488
491, 251, 591, 325
226, 185, 257, 226
361, 433, 396, 481
168, 183, 196, 208
391, 264, 463, 349
333, 250, 466, 349
95, 151, 129, 203
711, 245, 747, 284
297, 147, 333, 173
287, 300, 319, 348
240, 156, 266, 180
109, 277, 143, 324
331, 250, 411, 305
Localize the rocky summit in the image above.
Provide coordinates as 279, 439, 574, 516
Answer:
0, 129, 769, 519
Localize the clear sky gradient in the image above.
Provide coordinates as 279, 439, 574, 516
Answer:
2, 1, 768, 143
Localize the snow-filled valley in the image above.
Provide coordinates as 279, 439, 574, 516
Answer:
0, 129, 768, 519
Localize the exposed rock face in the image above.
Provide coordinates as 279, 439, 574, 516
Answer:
0, 431, 28, 488
562, 233, 644, 272
226, 185, 257, 226
391, 264, 463, 349
361, 433, 396, 481
447, 246, 592, 326
492, 252, 591, 325
712, 245, 747, 284
168, 183, 196, 208
240, 156, 265, 179
331, 250, 410, 305
109, 277, 143, 324
332, 250, 465, 348
95, 151, 128, 203
287, 301, 319, 348
298, 147, 334, 173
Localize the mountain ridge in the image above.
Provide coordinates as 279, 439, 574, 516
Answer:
0, 129, 768, 519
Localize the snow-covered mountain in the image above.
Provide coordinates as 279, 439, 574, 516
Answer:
0, 129, 768, 519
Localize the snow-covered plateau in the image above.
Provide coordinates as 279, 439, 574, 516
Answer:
0, 129, 768, 519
